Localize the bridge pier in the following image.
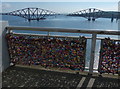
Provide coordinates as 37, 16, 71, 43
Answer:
88, 17, 96, 21
92, 18, 95, 21
111, 18, 114, 22
88, 17, 91, 21
28, 19, 31, 22
37, 18, 39, 21
111, 14, 114, 22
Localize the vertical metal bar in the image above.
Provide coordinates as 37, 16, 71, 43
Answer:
118, 1, 120, 82
48, 31, 50, 36
89, 33, 97, 74
7, 29, 11, 34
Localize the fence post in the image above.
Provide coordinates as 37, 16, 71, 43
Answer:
0, 21, 10, 72
48, 31, 50, 36
118, 1, 120, 82
89, 33, 97, 74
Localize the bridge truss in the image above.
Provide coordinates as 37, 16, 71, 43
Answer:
1, 7, 57, 21
68, 8, 105, 21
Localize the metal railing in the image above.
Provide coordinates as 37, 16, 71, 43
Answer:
5, 26, 120, 74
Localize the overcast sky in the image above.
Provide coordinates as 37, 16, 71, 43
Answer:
1, 1, 120, 13
1, 0, 120, 2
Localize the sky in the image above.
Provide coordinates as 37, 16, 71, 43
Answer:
1, 0, 120, 2
1, 2, 119, 13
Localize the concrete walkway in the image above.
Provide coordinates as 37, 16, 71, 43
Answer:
2, 66, 119, 88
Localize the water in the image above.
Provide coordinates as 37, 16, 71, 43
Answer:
2, 15, 118, 30
1, 15, 119, 69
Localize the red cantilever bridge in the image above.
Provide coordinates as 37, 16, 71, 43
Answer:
1, 7, 57, 21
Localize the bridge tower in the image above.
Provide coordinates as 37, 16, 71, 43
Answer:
28, 8, 31, 22
88, 9, 91, 21
36, 8, 39, 21
92, 9, 96, 21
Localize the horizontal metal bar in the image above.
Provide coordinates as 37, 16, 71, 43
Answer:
6, 26, 120, 35
11, 32, 120, 41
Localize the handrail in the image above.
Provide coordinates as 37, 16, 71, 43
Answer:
6, 26, 120, 35
11, 32, 120, 41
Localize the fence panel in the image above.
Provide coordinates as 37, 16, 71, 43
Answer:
6, 33, 87, 71
98, 38, 120, 74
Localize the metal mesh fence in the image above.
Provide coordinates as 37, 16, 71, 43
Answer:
6, 33, 87, 71
98, 38, 120, 74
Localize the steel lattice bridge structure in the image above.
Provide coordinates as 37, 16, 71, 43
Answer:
1, 7, 57, 21
1, 7, 120, 21
67, 8, 120, 21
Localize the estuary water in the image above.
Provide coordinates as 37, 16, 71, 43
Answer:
2, 15, 118, 30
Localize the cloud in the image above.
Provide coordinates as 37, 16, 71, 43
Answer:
2, 3, 12, 12
0, 3, 1, 13
2, 3, 11, 9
